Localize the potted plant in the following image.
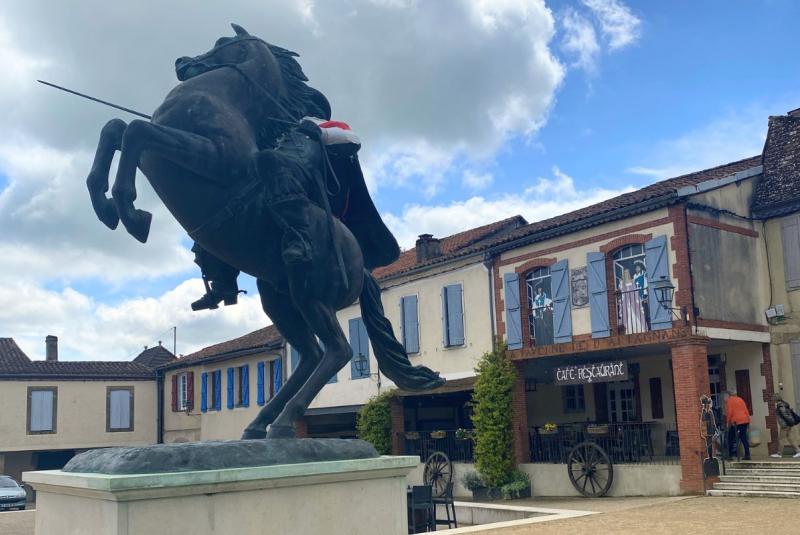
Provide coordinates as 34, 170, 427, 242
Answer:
430, 430, 446, 439
455, 428, 473, 441
460, 471, 501, 501
500, 470, 531, 500
539, 422, 559, 435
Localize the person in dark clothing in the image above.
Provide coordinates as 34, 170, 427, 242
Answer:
771, 393, 800, 458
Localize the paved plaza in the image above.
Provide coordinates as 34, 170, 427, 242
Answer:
2, 496, 798, 535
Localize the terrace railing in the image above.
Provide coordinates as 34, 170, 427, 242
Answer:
398, 429, 474, 463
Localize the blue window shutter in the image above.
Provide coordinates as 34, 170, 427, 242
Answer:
444, 284, 465, 346
551, 260, 573, 344
587, 252, 611, 338
645, 234, 672, 330
256, 362, 265, 406
201, 372, 208, 412
241, 365, 250, 407
213, 371, 221, 410
360, 318, 370, 376
290, 347, 299, 373
401, 296, 420, 354
503, 273, 523, 349
274, 359, 283, 391
226, 367, 234, 409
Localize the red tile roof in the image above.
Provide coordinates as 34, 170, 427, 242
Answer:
167, 325, 284, 368
373, 215, 527, 280
480, 155, 763, 254
0, 337, 155, 379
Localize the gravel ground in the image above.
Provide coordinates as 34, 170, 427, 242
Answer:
482, 496, 799, 535
0, 509, 34, 535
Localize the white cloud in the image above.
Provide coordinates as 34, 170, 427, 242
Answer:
461, 169, 493, 190
560, 7, 600, 72
581, 0, 641, 51
626, 107, 772, 180
384, 166, 635, 248
2, 279, 267, 362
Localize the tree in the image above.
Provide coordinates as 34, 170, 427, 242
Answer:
471, 344, 516, 488
356, 390, 395, 455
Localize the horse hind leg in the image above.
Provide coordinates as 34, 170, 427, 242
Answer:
86, 118, 126, 230
242, 280, 323, 439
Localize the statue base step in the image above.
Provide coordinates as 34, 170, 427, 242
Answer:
24, 455, 418, 535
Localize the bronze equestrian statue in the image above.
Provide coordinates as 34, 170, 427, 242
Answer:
85, 24, 444, 439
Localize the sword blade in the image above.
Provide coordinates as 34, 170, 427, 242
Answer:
37, 80, 152, 120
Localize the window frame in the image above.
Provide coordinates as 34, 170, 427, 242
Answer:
106, 386, 134, 433
562, 384, 586, 414
177, 373, 189, 411
525, 266, 554, 347
400, 295, 420, 355
442, 283, 465, 348
27, 386, 57, 435
211, 370, 222, 411
236, 365, 248, 407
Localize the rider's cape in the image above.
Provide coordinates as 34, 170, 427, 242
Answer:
330, 155, 400, 270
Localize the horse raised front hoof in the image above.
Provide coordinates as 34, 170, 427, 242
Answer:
95, 198, 120, 230
266, 424, 296, 439
241, 427, 267, 440
124, 209, 152, 243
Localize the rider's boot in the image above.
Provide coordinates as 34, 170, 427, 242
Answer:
191, 275, 243, 311
269, 198, 314, 266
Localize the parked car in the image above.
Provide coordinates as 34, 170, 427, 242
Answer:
0, 476, 27, 511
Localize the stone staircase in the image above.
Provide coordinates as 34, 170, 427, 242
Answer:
708, 460, 800, 498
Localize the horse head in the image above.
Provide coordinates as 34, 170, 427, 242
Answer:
175, 24, 273, 82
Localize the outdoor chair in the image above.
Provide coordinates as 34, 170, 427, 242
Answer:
433, 481, 457, 530
408, 485, 435, 533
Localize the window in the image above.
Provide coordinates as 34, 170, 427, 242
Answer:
649, 377, 664, 419
178, 374, 188, 410
562, 385, 585, 413
401, 295, 420, 354
526, 267, 554, 346
442, 284, 465, 347
613, 244, 650, 334
107, 387, 133, 432
27, 387, 56, 434
349, 317, 370, 379
232, 365, 250, 407
211, 370, 222, 411
172, 372, 194, 412
781, 214, 800, 290
607, 381, 636, 423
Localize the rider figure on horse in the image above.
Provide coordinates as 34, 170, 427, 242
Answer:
190, 89, 391, 311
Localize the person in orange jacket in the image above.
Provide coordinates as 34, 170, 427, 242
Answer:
724, 390, 752, 460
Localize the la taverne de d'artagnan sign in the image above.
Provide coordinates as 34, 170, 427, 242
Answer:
555, 361, 628, 385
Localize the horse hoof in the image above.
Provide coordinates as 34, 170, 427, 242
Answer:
266, 424, 296, 439
99, 201, 120, 230
125, 209, 152, 243
241, 427, 267, 440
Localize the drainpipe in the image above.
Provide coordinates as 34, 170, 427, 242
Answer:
156, 368, 164, 444
484, 252, 497, 349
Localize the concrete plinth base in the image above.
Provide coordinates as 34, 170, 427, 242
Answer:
24, 456, 418, 535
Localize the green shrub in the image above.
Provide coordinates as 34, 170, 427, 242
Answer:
500, 470, 531, 500
470, 344, 517, 488
460, 470, 484, 491
356, 390, 394, 455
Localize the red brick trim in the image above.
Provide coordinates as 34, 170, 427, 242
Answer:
695, 319, 769, 333
515, 257, 557, 275
499, 217, 673, 267
295, 418, 309, 438
511, 363, 530, 465
509, 326, 694, 360
760, 343, 779, 455
494, 256, 506, 340
669, 205, 694, 319
599, 234, 653, 254
687, 215, 759, 238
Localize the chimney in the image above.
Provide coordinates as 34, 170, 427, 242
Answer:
416, 234, 442, 263
45, 335, 58, 362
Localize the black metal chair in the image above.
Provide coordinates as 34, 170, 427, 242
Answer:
433, 481, 457, 530
408, 485, 435, 533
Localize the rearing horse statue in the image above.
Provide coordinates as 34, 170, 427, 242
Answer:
86, 24, 443, 439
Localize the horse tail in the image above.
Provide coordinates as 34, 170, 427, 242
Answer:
359, 269, 445, 391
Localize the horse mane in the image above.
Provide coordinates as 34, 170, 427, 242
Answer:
257, 43, 318, 147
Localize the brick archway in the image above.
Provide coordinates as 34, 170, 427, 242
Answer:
600, 234, 652, 335
515, 258, 557, 346
599, 233, 653, 255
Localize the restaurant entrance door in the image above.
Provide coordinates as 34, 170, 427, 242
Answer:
607, 381, 636, 423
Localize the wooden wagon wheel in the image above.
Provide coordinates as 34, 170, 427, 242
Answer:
567, 441, 613, 497
423, 451, 452, 498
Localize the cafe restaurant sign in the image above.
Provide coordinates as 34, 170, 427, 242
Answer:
554, 361, 628, 386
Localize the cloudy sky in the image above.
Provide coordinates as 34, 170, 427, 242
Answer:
1, 0, 798, 361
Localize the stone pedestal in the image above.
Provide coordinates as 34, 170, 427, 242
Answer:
24, 456, 418, 535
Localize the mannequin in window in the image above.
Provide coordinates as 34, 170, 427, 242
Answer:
531, 285, 554, 345
618, 268, 646, 333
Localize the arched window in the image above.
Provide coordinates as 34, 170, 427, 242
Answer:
612, 244, 649, 333
526, 266, 554, 346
